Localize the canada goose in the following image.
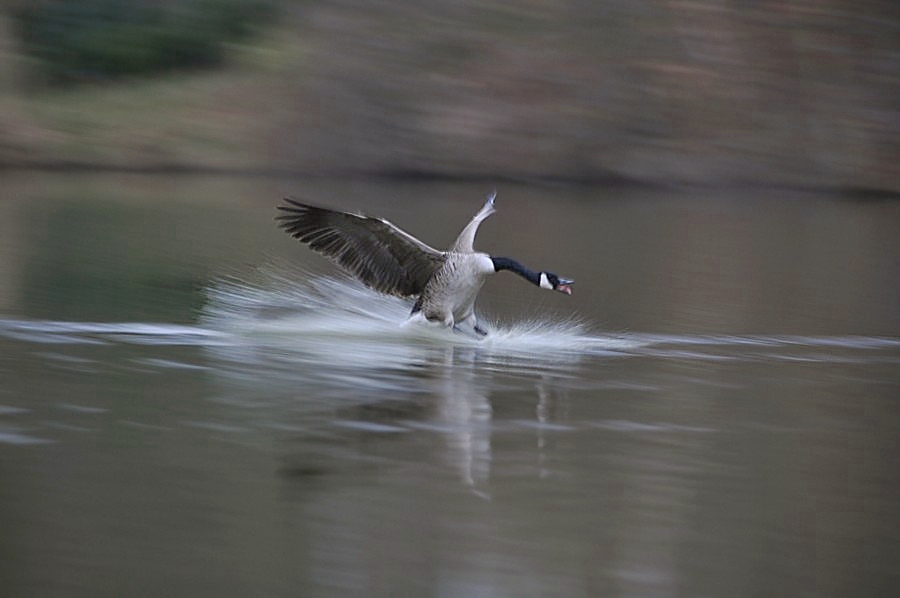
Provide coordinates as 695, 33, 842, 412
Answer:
275, 192, 574, 336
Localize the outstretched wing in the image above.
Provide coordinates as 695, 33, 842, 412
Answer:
449, 191, 496, 253
276, 198, 446, 297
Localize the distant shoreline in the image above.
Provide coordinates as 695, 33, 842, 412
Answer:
3, 161, 897, 200
3, 5, 898, 197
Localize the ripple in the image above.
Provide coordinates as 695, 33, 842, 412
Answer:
0, 406, 29, 416
0, 428, 54, 445
57, 404, 108, 414
332, 420, 409, 433
0, 318, 227, 347
1, 269, 897, 380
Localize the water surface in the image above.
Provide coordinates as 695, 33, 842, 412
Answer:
1, 174, 899, 597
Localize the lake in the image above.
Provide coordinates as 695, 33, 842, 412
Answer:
1, 173, 899, 596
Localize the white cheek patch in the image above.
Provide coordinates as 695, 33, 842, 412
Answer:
476, 254, 496, 274
539, 272, 553, 290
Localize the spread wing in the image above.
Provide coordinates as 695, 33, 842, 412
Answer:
275, 198, 446, 297
450, 191, 496, 253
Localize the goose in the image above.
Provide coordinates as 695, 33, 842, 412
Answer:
275, 192, 574, 337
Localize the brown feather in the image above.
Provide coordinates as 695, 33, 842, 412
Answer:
275, 198, 446, 297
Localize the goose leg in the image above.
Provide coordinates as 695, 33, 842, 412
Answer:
404, 310, 454, 330
454, 314, 489, 338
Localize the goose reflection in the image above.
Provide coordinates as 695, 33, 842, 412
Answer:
425, 346, 493, 497
199, 272, 591, 493
203, 335, 575, 496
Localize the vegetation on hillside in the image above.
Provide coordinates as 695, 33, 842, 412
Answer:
0, 1, 898, 193
14, 0, 276, 84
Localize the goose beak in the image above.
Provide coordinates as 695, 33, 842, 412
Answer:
556, 278, 574, 295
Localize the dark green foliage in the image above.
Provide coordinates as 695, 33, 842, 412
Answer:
15, 0, 276, 85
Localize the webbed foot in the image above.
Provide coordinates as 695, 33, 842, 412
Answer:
453, 324, 488, 340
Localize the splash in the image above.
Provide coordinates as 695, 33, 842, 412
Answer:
199, 266, 626, 364
3, 264, 895, 368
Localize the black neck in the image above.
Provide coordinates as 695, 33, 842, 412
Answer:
491, 256, 540, 286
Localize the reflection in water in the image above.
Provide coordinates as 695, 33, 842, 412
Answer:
199, 268, 613, 499
190, 270, 900, 595
426, 347, 493, 498
2, 291, 899, 595
2, 180, 900, 596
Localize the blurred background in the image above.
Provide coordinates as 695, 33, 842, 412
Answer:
2, 3, 900, 597
1, 0, 898, 190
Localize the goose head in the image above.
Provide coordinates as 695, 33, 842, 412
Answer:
539, 272, 575, 295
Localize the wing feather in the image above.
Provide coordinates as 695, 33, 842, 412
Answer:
275, 198, 446, 297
